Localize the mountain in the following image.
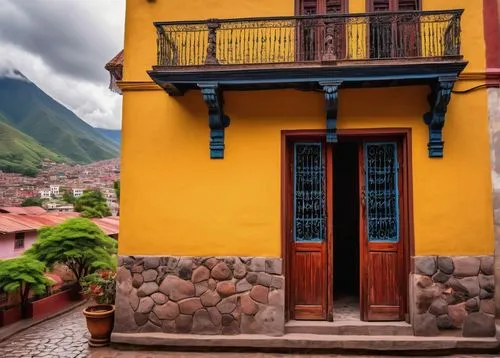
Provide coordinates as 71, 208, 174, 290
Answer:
0, 114, 69, 176
95, 128, 121, 145
0, 72, 119, 164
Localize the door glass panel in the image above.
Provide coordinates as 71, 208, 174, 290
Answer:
364, 142, 399, 242
293, 143, 326, 242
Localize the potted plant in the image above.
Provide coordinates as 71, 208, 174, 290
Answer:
81, 270, 116, 347
26, 218, 117, 346
25, 218, 117, 299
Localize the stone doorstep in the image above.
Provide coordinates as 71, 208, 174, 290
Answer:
285, 320, 413, 336
111, 332, 499, 351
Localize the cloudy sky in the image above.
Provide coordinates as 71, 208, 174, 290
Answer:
0, 0, 125, 129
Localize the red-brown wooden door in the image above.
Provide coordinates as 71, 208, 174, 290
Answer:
289, 141, 328, 320
359, 141, 405, 321
297, 0, 347, 61
368, 0, 420, 59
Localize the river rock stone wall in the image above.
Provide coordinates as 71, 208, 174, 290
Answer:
411, 255, 495, 337
114, 255, 285, 336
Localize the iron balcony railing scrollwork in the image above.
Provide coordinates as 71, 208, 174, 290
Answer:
154, 9, 463, 67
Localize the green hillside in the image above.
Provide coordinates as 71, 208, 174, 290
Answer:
95, 128, 121, 145
0, 115, 69, 176
0, 74, 119, 163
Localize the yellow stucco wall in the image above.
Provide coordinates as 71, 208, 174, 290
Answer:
119, 0, 493, 257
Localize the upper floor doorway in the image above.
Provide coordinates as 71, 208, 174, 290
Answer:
295, 0, 421, 61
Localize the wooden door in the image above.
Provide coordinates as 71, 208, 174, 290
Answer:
395, 0, 420, 58
297, 0, 347, 61
359, 142, 404, 321
289, 142, 328, 320
298, 0, 320, 61
368, 0, 420, 59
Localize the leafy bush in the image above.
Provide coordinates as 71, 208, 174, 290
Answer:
0, 257, 51, 317
21, 197, 45, 207
74, 190, 111, 218
81, 270, 116, 305
26, 218, 117, 291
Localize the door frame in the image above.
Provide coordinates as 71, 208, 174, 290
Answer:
281, 128, 414, 322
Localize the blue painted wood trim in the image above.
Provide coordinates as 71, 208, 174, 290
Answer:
198, 83, 230, 159
364, 142, 400, 243
423, 76, 456, 158
320, 81, 343, 143
293, 142, 325, 243
148, 61, 467, 93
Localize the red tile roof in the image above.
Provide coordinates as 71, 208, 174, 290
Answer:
105, 50, 124, 92
105, 50, 124, 72
0, 206, 47, 215
0, 213, 118, 235
92, 216, 120, 236
0, 215, 33, 233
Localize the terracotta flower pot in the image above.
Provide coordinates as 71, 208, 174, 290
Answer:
83, 304, 115, 347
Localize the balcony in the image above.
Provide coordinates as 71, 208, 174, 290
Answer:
149, 10, 466, 95
147, 10, 467, 159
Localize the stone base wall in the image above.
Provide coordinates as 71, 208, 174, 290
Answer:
114, 255, 285, 336
411, 255, 495, 337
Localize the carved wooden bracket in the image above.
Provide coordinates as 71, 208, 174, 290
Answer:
198, 83, 230, 159
423, 76, 456, 158
319, 81, 343, 143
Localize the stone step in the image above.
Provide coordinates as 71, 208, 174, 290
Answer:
285, 320, 413, 336
112, 332, 499, 352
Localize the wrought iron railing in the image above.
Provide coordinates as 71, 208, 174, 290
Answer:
155, 10, 463, 67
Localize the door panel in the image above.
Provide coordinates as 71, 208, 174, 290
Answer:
290, 142, 327, 320
360, 142, 404, 321
292, 243, 327, 319
367, 250, 400, 320
368, 0, 420, 59
297, 0, 346, 61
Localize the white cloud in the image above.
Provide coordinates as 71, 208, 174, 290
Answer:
0, 0, 125, 129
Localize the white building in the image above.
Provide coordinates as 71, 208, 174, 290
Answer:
73, 188, 84, 198
39, 190, 51, 199
46, 202, 57, 209
50, 185, 60, 195
46, 204, 74, 213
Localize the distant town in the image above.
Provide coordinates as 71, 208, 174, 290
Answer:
0, 158, 120, 214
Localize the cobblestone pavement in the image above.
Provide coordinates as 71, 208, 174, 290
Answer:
0, 305, 498, 358
0, 306, 90, 358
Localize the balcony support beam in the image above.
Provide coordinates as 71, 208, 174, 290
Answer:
198, 82, 230, 159
423, 76, 457, 158
320, 81, 343, 143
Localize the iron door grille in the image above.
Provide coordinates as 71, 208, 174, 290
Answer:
293, 142, 326, 243
364, 142, 400, 243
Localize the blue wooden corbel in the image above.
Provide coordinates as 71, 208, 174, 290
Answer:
319, 81, 343, 143
198, 83, 230, 159
423, 76, 456, 158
